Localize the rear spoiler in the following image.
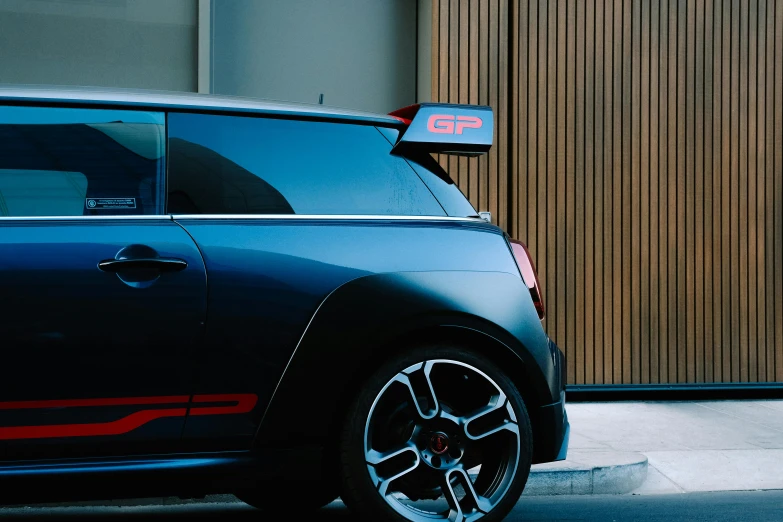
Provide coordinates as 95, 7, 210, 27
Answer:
388, 103, 493, 157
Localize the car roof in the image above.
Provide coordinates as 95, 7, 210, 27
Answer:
0, 84, 402, 126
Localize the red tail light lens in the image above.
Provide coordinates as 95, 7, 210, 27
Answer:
508, 239, 545, 320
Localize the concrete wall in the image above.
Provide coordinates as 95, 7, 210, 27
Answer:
211, 0, 417, 113
0, 0, 422, 113
0, 0, 197, 91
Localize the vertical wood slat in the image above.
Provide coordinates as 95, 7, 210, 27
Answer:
603, 0, 616, 384
556, 0, 568, 365
575, 0, 586, 384
640, 0, 651, 384
720, 0, 739, 381
469, 0, 480, 213
748, 0, 759, 383
760, 0, 769, 382
546, 0, 558, 374
479, 0, 490, 225
624, 0, 634, 383
594, 0, 606, 384
565, 0, 576, 387
739, 0, 750, 382
704, 0, 714, 383
499, 0, 510, 240
649, 0, 660, 383
613, 0, 625, 384
775, 0, 783, 382
432, 0, 783, 385
711, 0, 723, 383
632, 0, 642, 384
767, 0, 778, 383
694, 0, 705, 383
511, 0, 520, 244
437, 0, 449, 173
676, 0, 687, 383
536, 0, 548, 335
686, 0, 696, 384
489, 0, 500, 228
449, 0, 460, 187
659, 0, 671, 384
731, 0, 741, 382
671, 0, 681, 382
584, 0, 595, 383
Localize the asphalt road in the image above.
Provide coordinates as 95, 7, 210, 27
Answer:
0, 491, 782, 522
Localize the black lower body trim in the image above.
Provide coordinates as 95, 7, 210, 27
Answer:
530, 391, 569, 464
566, 383, 783, 402
0, 448, 323, 506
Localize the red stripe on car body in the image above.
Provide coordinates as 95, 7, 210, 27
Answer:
189, 393, 258, 416
0, 396, 190, 410
0, 393, 257, 441
0, 408, 189, 440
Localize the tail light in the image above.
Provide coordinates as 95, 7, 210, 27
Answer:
508, 239, 545, 320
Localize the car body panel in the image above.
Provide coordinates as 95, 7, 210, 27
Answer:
172, 216, 524, 449
0, 217, 207, 460
254, 270, 562, 453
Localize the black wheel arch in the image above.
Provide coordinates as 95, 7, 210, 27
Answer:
253, 270, 561, 464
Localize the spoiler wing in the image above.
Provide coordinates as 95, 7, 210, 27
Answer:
388, 103, 493, 157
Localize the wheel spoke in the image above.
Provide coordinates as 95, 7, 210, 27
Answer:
441, 467, 492, 522
366, 443, 417, 466
374, 452, 420, 497
462, 394, 519, 441
440, 469, 466, 522
366, 443, 421, 497
393, 361, 440, 420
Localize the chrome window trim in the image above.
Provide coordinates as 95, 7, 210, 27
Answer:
170, 214, 483, 222
0, 215, 173, 221
0, 214, 484, 223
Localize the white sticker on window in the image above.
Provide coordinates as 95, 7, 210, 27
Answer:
85, 198, 137, 210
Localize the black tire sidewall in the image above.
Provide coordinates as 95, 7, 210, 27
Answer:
340, 344, 533, 522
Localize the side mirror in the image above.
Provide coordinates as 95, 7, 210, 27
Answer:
479, 211, 492, 224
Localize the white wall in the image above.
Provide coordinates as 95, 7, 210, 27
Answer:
0, 0, 198, 91
211, 0, 417, 113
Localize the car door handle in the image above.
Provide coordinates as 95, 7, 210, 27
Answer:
98, 257, 188, 273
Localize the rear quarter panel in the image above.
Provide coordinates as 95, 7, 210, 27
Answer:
174, 218, 535, 448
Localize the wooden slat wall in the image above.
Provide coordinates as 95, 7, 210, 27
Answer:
432, 0, 783, 384
433, 0, 509, 232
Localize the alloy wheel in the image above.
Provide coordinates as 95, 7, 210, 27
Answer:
363, 359, 522, 522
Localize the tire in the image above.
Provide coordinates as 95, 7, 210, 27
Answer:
340, 345, 533, 522
235, 480, 338, 515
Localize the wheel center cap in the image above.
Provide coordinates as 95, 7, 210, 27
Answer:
430, 432, 450, 455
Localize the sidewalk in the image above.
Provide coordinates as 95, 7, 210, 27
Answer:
562, 399, 783, 494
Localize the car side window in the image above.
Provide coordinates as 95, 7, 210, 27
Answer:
0, 106, 165, 217
167, 113, 446, 216
375, 126, 479, 218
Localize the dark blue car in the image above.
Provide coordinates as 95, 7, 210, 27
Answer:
0, 86, 568, 522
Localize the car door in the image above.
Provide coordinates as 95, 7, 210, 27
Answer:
165, 112, 448, 451
0, 105, 206, 460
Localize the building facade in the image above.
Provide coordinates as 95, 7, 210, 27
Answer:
1, 0, 782, 385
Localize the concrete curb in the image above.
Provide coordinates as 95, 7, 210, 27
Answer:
520, 451, 649, 496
